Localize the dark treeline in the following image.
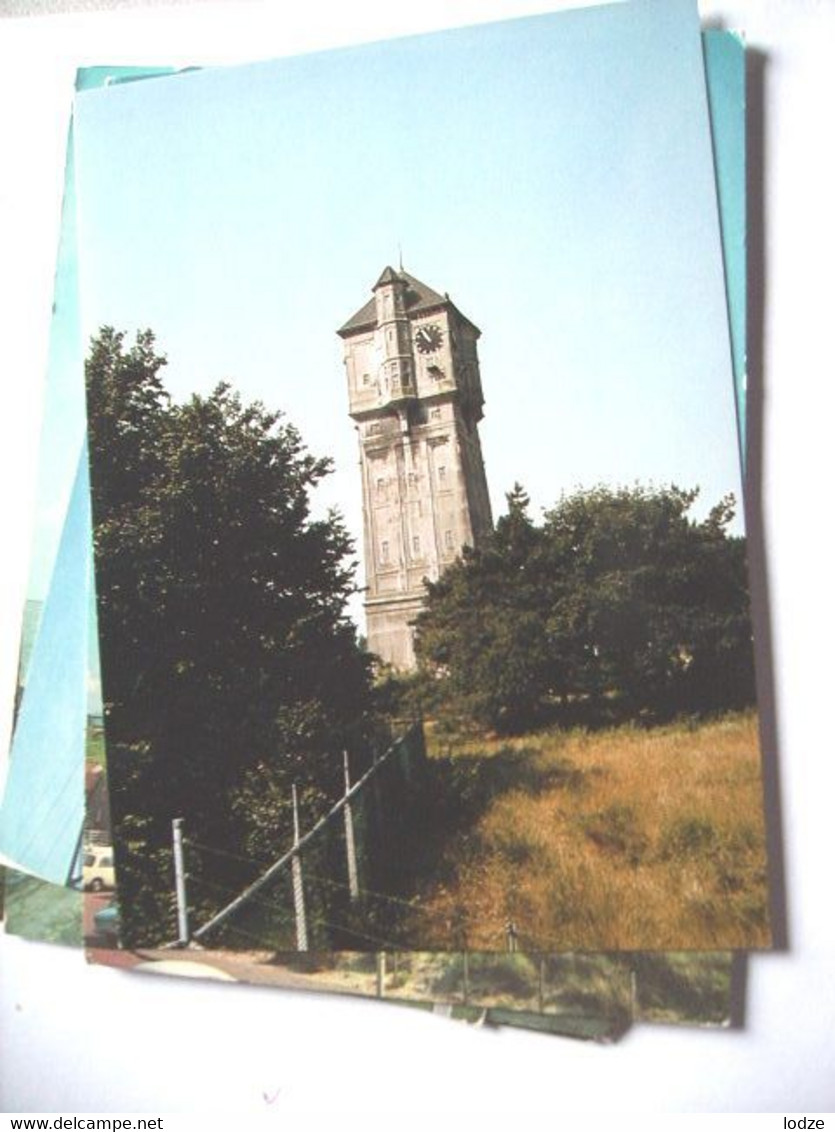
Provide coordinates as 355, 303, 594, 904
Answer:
87, 328, 382, 945
408, 483, 756, 734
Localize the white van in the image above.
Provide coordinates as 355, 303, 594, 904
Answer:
84, 846, 115, 891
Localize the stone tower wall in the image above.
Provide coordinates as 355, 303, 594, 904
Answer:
340, 272, 493, 670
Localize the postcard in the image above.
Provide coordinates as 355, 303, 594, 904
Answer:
0, 446, 89, 884
69, 1, 768, 955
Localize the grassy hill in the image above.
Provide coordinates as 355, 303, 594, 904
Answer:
408, 711, 769, 952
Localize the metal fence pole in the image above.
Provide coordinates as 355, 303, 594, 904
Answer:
343, 750, 360, 900
291, 784, 308, 951
631, 967, 639, 1018
191, 729, 404, 944
172, 817, 190, 946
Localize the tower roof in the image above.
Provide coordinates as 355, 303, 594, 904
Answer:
338, 268, 479, 337
372, 265, 401, 289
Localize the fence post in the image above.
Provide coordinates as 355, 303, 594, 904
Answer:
505, 920, 518, 953
538, 956, 546, 1014
631, 967, 639, 1018
462, 951, 470, 1005
343, 750, 360, 901
172, 817, 190, 946
376, 951, 387, 998
291, 784, 308, 951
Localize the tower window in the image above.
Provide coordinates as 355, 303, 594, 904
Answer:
444, 529, 454, 550
430, 407, 441, 420
438, 465, 447, 483
412, 535, 421, 556
362, 372, 371, 386
376, 477, 386, 498
380, 540, 390, 564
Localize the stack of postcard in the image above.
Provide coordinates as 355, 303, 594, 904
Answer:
1, 0, 774, 1044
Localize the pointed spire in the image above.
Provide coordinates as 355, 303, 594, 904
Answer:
373, 265, 400, 290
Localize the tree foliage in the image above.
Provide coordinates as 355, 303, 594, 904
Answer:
87, 328, 375, 941
414, 483, 756, 733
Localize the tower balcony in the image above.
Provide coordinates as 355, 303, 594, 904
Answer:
381, 356, 415, 403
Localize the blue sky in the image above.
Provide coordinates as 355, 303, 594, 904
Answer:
70, 0, 741, 631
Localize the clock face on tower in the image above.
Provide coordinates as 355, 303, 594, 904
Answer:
415, 323, 444, 354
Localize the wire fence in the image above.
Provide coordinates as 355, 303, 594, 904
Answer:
180, 723, 429, 951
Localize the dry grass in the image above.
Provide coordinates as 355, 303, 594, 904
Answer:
414, 712, 771, 951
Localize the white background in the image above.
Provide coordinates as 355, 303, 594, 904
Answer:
1, 0, 834, 1117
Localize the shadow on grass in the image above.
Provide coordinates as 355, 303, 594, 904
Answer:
371, 741, 591, 944
500, 692, 743, 736
425, 744, 586, 833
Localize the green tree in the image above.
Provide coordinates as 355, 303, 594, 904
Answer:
540, 485, 755, 714
415, 483, 755, 732
86, 328, 375, 942
415, 484, 553, 732
85, 327, 169, 514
